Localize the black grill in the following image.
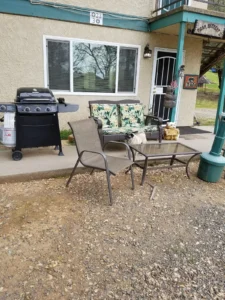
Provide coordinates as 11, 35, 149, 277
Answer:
13, 87, 63, 161
0, 87, 79, 161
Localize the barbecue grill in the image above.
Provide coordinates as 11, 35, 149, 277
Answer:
0, 87, 79, 160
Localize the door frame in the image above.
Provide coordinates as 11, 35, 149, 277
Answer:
149, 47, 185, 123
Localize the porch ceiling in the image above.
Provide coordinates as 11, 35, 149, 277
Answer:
149, 5, 225, 32
149, 6, 225, 76
200, 41, 225, 76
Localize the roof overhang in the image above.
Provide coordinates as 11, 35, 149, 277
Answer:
149, 5, 225, 34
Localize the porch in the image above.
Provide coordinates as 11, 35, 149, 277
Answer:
0, 126, 215, 183
149, 1, 225, 133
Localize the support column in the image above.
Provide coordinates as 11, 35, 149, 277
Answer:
214, 59, 225, 134
170, 21, 186, 122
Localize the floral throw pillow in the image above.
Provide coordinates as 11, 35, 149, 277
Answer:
119, 104, 144, 127
90, 104, 118, 128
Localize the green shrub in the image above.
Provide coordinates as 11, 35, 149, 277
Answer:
60, 129, 72, 140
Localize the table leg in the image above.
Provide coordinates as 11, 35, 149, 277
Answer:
125, 148, 136, 175
186, 153, 201, 179
170, 155, 176, 166
141, 157, 148, 186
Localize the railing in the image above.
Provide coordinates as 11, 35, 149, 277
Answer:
152, 0, 188, 15
152, 0, 225, 16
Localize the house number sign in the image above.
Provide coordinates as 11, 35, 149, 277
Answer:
90, 11, 103, 25
194, 20, 225, 39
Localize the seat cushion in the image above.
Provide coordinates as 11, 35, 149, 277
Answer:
102, 125, 158, 135
119, 104, 145, 127
90, 104, 119, 128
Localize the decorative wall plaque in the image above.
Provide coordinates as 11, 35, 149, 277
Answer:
183, 75, 199, 90
194, 20, 225, 39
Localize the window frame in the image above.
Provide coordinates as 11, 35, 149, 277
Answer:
43, 35, 140, 96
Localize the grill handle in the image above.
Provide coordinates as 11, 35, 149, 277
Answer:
57, 98, 65, 104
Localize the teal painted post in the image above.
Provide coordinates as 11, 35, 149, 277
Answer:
214, 59, 225, 134
170, 21, 186, 122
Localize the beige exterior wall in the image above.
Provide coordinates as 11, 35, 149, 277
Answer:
39, 0, 154, 17
0, 13, 202, 128
191, 0, 208, 10
49, 0, 208, 15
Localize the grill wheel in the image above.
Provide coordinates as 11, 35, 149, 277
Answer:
12, 150, 23, 161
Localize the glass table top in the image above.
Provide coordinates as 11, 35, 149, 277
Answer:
129, 142, 200, 157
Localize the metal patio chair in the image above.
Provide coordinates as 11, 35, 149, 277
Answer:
66, 118, 135, 205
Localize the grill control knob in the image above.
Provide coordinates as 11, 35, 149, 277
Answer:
36, 107, 41, 112
0, 105, 6, 111
46, 107, 51, 112
24, 107, 30, 112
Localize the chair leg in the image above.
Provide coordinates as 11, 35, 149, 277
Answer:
105, 170, 113, 206
130, 165, 135, 190
90, 168, 95, 175
141, 158, 148, 186
66, 158, 80, 187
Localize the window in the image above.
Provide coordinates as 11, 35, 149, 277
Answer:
160, 0, 187, 14
47, 40, 70, 91
45, 37, 139, 94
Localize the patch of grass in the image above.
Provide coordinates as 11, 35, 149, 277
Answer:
60, 129, 72, 140
198, 71, 220, 94
196, 99, 217, 109
197, 118, 215, 126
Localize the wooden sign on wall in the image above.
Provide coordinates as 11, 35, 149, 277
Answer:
193, 20, 225, 39
183, 74, 199, 90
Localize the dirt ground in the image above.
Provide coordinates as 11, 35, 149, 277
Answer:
0, 166, 225, 300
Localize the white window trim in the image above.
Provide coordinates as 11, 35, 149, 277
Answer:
43, 35, 140, 96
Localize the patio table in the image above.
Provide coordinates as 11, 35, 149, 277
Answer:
129, 142, 201, 186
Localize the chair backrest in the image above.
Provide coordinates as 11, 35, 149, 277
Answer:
68, 119, 102, 156
88, 99, 141, 115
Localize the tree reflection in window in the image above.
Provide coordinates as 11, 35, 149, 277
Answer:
73, 43, 117, 93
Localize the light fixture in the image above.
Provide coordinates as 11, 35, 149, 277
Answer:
143, 44, 152, 58
178, 65, 185, 78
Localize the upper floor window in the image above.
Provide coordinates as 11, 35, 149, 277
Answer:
154, 0, 189, 15
45, 37, 140, 95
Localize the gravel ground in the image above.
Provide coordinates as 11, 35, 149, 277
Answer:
0, 165, 225, 300
195, 108, 216, 120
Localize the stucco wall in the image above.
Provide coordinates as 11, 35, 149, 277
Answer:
37, 0, 154, 17
0, 13, 202, 128
191, 0, 208, 10
39, 0, 208, 16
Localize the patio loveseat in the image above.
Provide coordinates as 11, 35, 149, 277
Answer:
89, 100, 163, 145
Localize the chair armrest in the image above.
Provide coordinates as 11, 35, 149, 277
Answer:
144, 115, 163, 125
91, 117, 103, 129
79, 149, 110, 170
103, 141, 133, 160
80, 149, 106, 159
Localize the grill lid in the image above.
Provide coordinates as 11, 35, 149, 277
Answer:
15, 87, 56, 103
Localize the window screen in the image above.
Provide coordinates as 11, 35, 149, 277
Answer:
118, 47, 137, 93
47, 40, 70, 91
